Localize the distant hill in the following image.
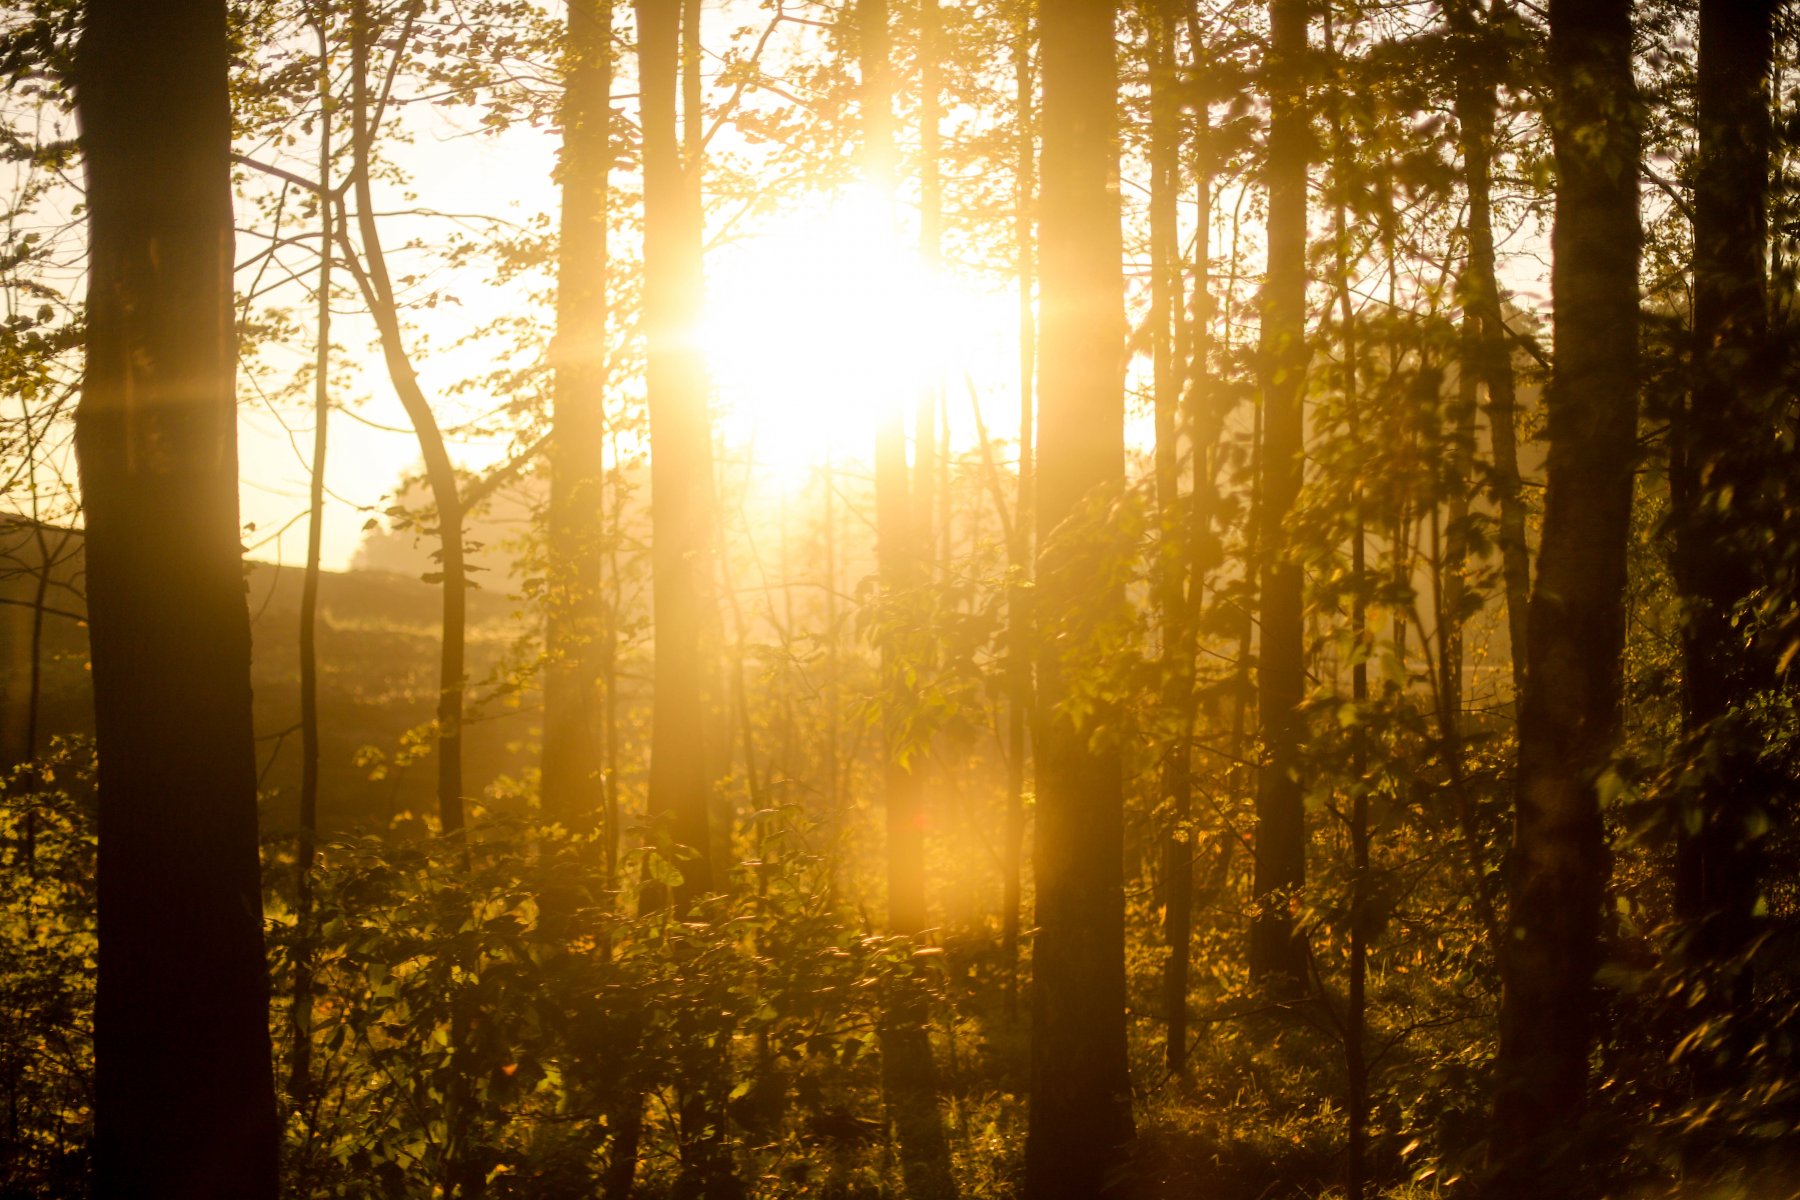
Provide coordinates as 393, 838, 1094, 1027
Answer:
0, 517, 538, 838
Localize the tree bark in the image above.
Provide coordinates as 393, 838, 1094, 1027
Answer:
1488, 0, 1639, 1183
638, 0, 715, 904
76, 0, 281, 1192
1248, 0, 1311, 993
543, 0, 613, 836
916, 0, 942, 583
345, 0, 470, 842
1325, 15, 1367, 1191
1024, 0, 1135, 1195
859, 0, 929, 946
291, 0, 333, 1111
859, 5, 958, 1194
1003, 0, 1035, 1023
1148, 0, 1195, 1076
1670, 0, 1775, 988
1449, 0, 1529, 704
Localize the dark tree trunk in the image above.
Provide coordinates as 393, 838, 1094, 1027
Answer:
345, 0, 469, 843
1488, 0, 1639, 1184
861, 4, 958, 1193
860, 0, 929, 946
1180, 3, 1225, 936
916, 0, 942, 583
292, 0, 333, 1111
543, 0, 613, 837
1003, 0, 1035, 1022
1023, 0, 1135, 1195
1248, 0, 1310, 993
1147, 0, 1194, 1076
638, 0, 714, 904
643, 3, 733, 1193
1326, 15, 1367, 1191
1670, 0, 1776, 988
1448, 0, 1529, 703
75, 0, 281, 1193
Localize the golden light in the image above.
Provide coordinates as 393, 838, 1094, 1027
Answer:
701, 185, 1013, 488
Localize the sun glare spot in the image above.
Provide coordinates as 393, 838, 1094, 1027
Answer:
702, 188, 1006, 489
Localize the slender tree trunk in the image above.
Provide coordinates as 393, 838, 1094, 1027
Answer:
543, 0, 613, 834
638, 0, 715, 903
18, 527, 49, 873
860, 0, 928, 945
604, 431, 623, 883
9, 401, 66, 875
1447, 313, 1477, 715
1181, 10, 1226, 940
1488, 0, 1640, 1184
1345, 394, 1370, 1200
345, 0, 469, 841
681, 0, 701, 146
916, 0, 942, 584
859, 5, 958, 1194
76, 0, 281, 1192
1450, 0, 1528, 702
822, 454, 842, 898
1148, 0, 1195, 1076
1325, 15, 1367, 1191
647, 3, 732, 1192
863, 0, 925, 938
600, 1102, 644, 1200
1347, 484, 1368, 1200
1248, 0, 1311, 993
1003, 0, 1035, 1022
1670, 0, 1775, 994
1024, 1, 1135, 1195
291, 1, 333, 1112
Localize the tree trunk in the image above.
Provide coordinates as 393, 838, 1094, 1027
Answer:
860, 0, 929, 945
1670, 0, 1775, 992
76, 0, 281, 1192
916, 0, 942, 585
1488, 0, 1639, 1183
860, 5, 958, 1194
1326, 15, 1367, 1191
543, 0, 613, 834
1003, 0, 1035, 1023
345, 0, 470, 842
291, 0, 333, 1112
1148, 0, 1194, 1076
1449, 0, 1529, 703
638, 0, 714, 903
1024, 0, 1135, 1195
1248, 0, 1310, 993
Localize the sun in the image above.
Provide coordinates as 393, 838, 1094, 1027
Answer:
701, 187, 1012, 490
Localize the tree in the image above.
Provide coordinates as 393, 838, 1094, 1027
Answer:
638, 0, 714, 904
1147, 0, 1197, 1075
1488, 0, 1640, 1183
1023, 0, 1135, 1195
343, 0, 474, 842
291, 0, 334, 1109
858, 3, 958, 1193
638, 2, 732, 1194
74, 0, 281, 1193
1002, 0, 1036, 1020
542, 0, 614, 842
1670, 0, 1777, 995
1446, 0, 1530, 703
1323, 17, 1369, 1191
1248, 0, 1311, 991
